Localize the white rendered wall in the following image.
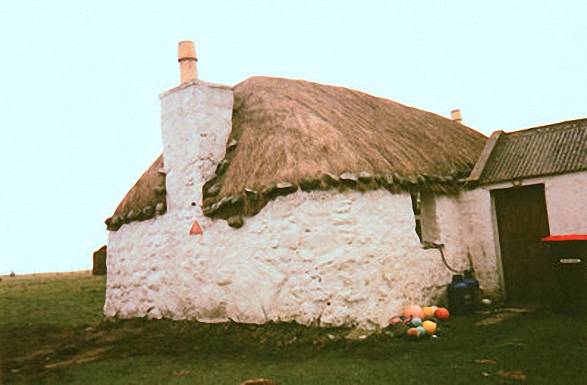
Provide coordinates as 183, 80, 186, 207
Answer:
455, 189, 504, 298
105, 189, 469, 328
542, 172, 587, 235
420, 192, 504, 299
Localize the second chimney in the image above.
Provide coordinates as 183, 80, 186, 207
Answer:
178, 41, 198, 83
451, 109, 462, 124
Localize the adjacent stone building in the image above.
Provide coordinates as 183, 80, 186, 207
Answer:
463, 119, 587, 302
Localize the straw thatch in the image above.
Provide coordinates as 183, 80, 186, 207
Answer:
107, 76, 486, 230
105, 154, 166, 231
204, 77, 486, 222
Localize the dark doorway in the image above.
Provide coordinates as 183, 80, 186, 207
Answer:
492, 184, 551, 302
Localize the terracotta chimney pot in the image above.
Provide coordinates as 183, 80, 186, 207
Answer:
451, 109, 462, 124
178, 41, 197, 83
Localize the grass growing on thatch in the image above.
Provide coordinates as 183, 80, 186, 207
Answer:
2, 273, 586, 384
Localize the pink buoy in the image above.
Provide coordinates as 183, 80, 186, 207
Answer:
402, 305, 425, 320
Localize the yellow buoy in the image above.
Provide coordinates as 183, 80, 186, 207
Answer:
422, 306, 435, 319
422, 320, 437, 335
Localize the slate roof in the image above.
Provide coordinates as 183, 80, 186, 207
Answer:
470, 119, 587, 185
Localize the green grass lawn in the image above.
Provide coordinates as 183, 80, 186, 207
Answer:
1, 273, 586, 384
0, 273, 106, 329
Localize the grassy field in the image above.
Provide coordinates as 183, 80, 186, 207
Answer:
1, 273, 586, 384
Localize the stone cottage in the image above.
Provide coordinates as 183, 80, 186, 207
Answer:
103, 41, 496, 328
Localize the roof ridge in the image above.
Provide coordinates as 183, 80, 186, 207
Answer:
505, 118, 587, 136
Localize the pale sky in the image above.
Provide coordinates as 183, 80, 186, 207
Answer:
1, 1, 585, 274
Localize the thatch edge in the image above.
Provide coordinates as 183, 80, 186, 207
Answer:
202, 170, 470, 228
105, 154, 167, 231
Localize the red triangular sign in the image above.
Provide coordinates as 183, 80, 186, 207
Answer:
189, 220, 203, 235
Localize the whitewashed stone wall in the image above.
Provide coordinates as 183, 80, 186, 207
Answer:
105, 189, 470, 328
455, 189, 504, 298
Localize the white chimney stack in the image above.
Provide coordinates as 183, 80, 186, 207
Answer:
451, 109, 462, 124
178, 41, 197, 83
160, 41, 233, 217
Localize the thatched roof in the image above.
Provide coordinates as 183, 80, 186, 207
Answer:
105, 154, 166, 231
106, 76, 486, 230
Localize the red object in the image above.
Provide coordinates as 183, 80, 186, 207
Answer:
542, 234, 587, 242
189, 220, 203, 235
435, 307, 450, 320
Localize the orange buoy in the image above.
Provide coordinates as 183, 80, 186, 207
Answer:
406, 327, 421, 338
